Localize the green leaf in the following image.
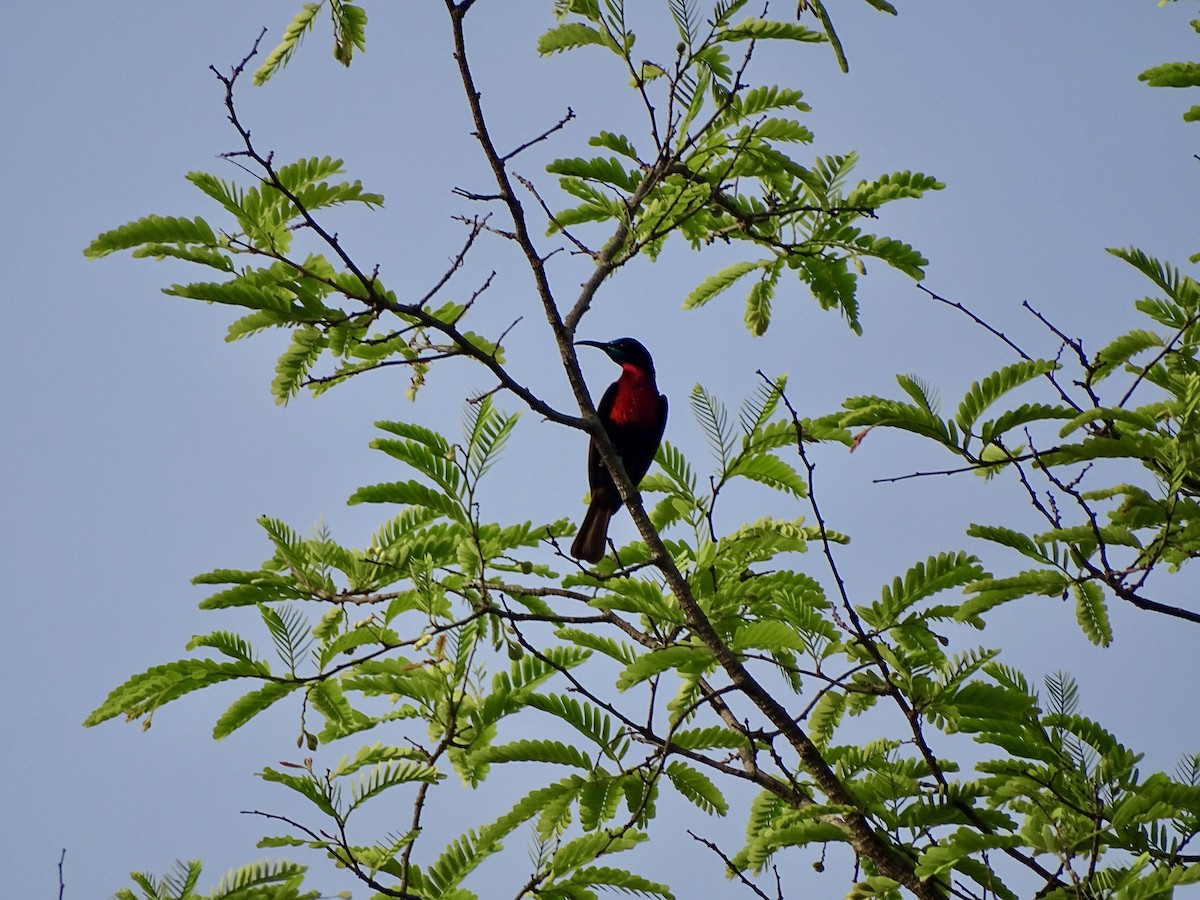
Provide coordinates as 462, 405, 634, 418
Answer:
331, 3, 368, 67
616, 646, 714, 690
551, 832, 647, 876
979, 403, 1076, 445
589, 131, 640, 160
743, 269, 777, 336
349, 479, 465, 521
690, 385, 735, 468
85, 215, 218, 258
729, 620, 810, 653
538, 22, 612, 55
682, 260, 761, 310
870, 552, 986, 627
271, 326, 327, 404
476, 739, 594, 770
547, 156, 642, 192
1139, 60, 1200, 88
1074, 580, 1113, 647
557, 866, 673, 899
956, 569, 1070, 623
349, 760, 440, 812
310, 678, 372, 739
725, 453, 807, 497
85, 659, 256, 726
254, 3, 322, 84
260, 766, 339, 818
967, 524, 1055, 565
213, 681, 299, 739
721, 17, 823, 42
955, 359, 1059, 435
665, 760, 728, 815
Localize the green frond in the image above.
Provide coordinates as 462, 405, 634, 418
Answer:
84, 658, 256, 726
967, 524, 1056, 565
476, 738, 595, 770
955, 569, 1071, 625
840, 394, 951, 444
955, 359, 1059, 436
1073, 580, 1113, 647
667, 0, 699, 46
724, 85, 809, 123
681, 260, 762, 310
588, 130, 640, 161
85, 215, 218, 258
615, 645, 714, 691
690, 385, 736, 467
271, 326, 327, 405
743, 263, 781, 336
527, 694, 620, 760
979, 402, 1076, 445
1139, 59, 1200, 89
798, 256, 859, 333
375, 418, 452, 453
665, 760, 728, 815
260, 766, 339, 818
538, 22, 614, 55
725, 453, 807, 497
213, 681, 298, 739
669, 725, 751, 752
547, 156, 642, 192
1094, 329, 1167, 381
348, 760, 441, 812
739, 375, 786, 438
309, 677, 372, 739
847, 171, 944, 208
895, 373, 940, 418
721, 17, 824, 43
186, 631, 268, 670
556, 866, 674, 899
330, 2, 367, 67
869, 552, 987, 628
555, 627, 639, 666
425, 827, 502, 897
371, 437, 462, 495
133, 243, 234, 272
349, 478, 466, 522
593, 577, 684, 623
550, 831, 647, 877
260, 603, 312, 674
463, 396, 519, 482
728, 619, 809, 653
1110, 246, 1200, 310
211, 858, 314, 899
254, 3, 323, 84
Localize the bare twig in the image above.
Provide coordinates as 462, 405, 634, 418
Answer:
688, 830, 774, 900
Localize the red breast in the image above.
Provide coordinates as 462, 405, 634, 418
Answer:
608, 365, 660, 427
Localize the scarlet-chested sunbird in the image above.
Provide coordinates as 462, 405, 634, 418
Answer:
571, 338, 668, 563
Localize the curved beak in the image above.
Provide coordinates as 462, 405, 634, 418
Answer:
574, 340, 607, 350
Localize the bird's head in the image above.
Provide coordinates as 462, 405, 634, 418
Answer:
575, 337, 656, 374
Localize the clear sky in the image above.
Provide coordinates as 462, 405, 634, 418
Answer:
4, 2, 1199, 897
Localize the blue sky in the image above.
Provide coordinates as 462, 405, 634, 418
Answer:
4, 2, 1200, 897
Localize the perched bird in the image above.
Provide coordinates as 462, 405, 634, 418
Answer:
570, 337, 668, 563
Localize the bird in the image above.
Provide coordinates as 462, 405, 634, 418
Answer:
570, 337, 668, 563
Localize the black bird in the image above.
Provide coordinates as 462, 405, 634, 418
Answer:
570, 337, 668, 563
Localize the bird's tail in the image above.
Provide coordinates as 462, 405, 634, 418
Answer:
571, 499, 614, 563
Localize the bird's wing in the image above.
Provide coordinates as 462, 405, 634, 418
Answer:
587, 380, 621, 492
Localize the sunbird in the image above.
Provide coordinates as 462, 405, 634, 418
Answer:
571, 338, 668, 563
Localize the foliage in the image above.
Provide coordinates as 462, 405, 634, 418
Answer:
86, 2, 1200, 899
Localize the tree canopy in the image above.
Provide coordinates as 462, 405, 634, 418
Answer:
81, 3, 1200, 899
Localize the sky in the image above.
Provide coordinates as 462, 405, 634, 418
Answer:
4, 1, 1200, 897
